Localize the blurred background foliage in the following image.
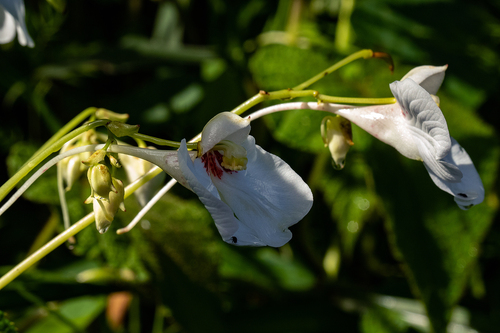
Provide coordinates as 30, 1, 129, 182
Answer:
1, 0, 500, 332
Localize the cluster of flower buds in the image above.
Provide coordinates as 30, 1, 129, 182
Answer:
83, 150, 126, 234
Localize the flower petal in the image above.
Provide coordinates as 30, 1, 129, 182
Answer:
0, 7, 16, 44
401, 65, 447, 95
0, 0, 34, 47
178, 139, 240, 242
210, 136, 313, 247
390, 79, 462, 182
200, 112, 251, 154
424, 137, 484, 210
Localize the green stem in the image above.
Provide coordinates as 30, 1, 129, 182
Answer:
0, 165, 157, 290
0, 212, 95, 290
318, 95, 395, 105
32, 107, 97, 159
230, 93, 266, 116
229, 49, 390, 117
0, 120, 108, 203
129, 133, 198, 150
293, 49, 374, 91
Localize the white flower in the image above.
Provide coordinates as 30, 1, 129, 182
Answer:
106, 112, 313, 245
334, 66, 484, 209
0, 0, 34, 47
177, 112, 313, 247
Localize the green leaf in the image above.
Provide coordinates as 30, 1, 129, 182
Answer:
249, 44, 334, 91
25, 296, 106, 333
366, 135, 499, 332
46, 0, 65, 13
361, 305, 408, 333
0, 310, 18, 333
321, 156, 378, 258
255, 247, 315, 291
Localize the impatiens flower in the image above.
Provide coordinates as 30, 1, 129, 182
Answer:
106, 112, 313, 245
177, 112, 313, 247
333, 66, 484, 209
0, 0, 34, 47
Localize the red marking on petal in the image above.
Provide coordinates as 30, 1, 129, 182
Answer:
201, 151, 236, 179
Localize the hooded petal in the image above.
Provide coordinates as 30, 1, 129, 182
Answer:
199, 112, 251, 154
209, 136, 313, 247
177, 139, 241, 242
390, 79, 462, 182
401, 65, 447, 95
425, 137, 484, 210
0, 0, 34, 47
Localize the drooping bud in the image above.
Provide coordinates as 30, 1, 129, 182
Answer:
108, 153, 121, 168
59, 144, 84, 191
321, 116, 354, 170
63, 155, 83, 191
93, 178, 125, 234
87, 164, 115, 201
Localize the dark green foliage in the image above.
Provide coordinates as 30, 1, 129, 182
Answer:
1, 0, 499, 332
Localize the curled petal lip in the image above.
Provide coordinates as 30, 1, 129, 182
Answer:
425, 137, 484, 210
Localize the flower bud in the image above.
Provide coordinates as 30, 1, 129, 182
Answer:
321, 116, 354, 170
93, 178, 125, 234
63, 155, 83, 191
108, 153, 121, 168
87, 164, 115, 201
59, 145, 82, 191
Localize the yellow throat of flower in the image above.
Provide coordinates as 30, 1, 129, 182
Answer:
213, 140, 248, 171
